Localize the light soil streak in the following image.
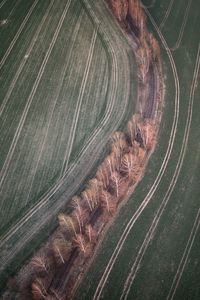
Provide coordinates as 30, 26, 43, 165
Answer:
0, 0, 40, 70
0, 0, 72, 191
93, 8, 180, 300
167, 209, 200, 300
25, 11, 83, 205
171, 0, 192, 51
6, 0, 22, 20
121, 44, 200, 300
0, 0, 8, 10
0, 0, 55, 117
62, 26, 98, 173
159, 0, 174, 30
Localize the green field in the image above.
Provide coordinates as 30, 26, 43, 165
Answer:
0, 0, 137, 290
74, 0, 200, 299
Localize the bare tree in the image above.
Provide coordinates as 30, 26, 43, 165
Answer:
96, 163, 110, 189
85, 224, 97, 244
110, 0, 128, 21
73, 234, 88, 255
87, 178, 101, 205
110, 172, 122, 199
100, 190, 116, 214
58, 214, 78, 237
132, 140, 140, 156
112, 131, 127, 152
52, 238, 72, 265
72, 195, 89, 229
136, 122, 146, 148
31, 252, 49, 274
143, 121, 156, 150
104, 153, 117, 176
121, 153, 136, 178
127, 119, 136, 146
127, 114, 142, 146
137, 46, 149, 83
81, 188, 97, 212
138, 146, 146, 162
49, 289, 63, 300
71, 196, 82, 214
31, 278, 47, 300
149, 33, 160, 62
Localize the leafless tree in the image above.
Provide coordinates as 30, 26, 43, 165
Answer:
138, 145, 146, 162
149, 33, 160, 62
31, 252, 49, 274
110, 172, 122, 199
81, 188, 97, 212
85, 224, 97, 244
110, 0, 128, 21
87, 178, 102, 205
104, 154, 117, 176
31, 278, 47, 300
58, 214, 78, 237
52, 238, 72, 265
96, 163, 110, 189
100, 190, 116, 214
112, 131, 127, 152
127, 120, 136, 146
121, 153, 136, 177
137, 46, 149, 83
73, 234, 88, 255
49, 288, 63, 300
72, 196, 89, 229
71, 196, 82, 213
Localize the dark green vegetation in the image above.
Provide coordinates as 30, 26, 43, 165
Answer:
0, 0, 137, 291
74, 0, 200, 299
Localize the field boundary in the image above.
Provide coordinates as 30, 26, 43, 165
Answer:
0, 0, 135, 288
93, 5, 180, 299
120, 42, 200, 300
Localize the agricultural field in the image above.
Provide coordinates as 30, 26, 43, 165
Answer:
74, 0, 200, 299
0, 0, 137, 291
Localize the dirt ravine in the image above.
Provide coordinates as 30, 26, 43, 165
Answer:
4, 1, 164, 299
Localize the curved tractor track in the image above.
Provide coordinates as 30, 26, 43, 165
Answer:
74, 0, 200, 299
120, 42, 200, 300
0, 0, 136, 290
93, 6, 180, 300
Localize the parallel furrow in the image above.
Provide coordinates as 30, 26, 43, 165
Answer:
0, 0, 39, 70
171, 0, 192, 50
0, 0, 8, 10
167, 208, 200, 300
159, 0, 174, 30
62, 26, 98, 173
93, 7, 180, 300
120, 43, 200, 300
25, 10, 84, 204
0, 0, 55, 117
0, 0, 72, 191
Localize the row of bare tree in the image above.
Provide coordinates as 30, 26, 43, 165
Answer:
28, 115, 155, 300
109, 0, 160, 83
14, 1, 160, 299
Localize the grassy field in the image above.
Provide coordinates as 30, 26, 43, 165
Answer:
0, 0, 137, 290
74, 0, 200, 299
